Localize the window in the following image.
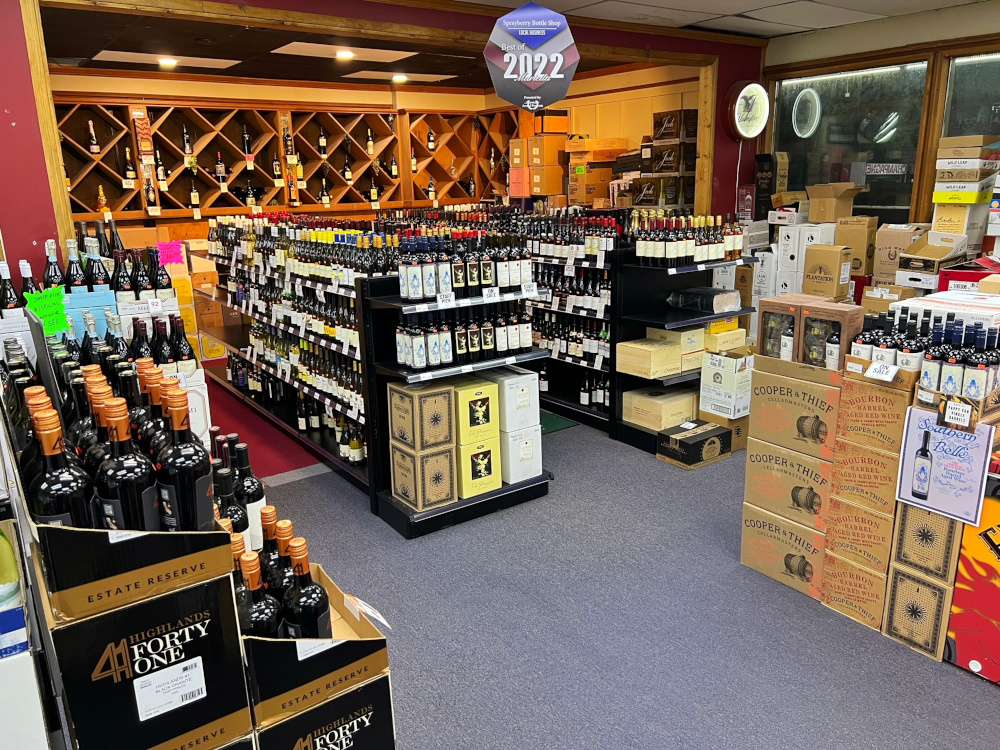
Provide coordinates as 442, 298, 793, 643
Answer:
774, 63, 928, 219
944, 53, 1000, 137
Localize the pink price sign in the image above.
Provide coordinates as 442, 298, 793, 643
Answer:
157, 240, 184, 266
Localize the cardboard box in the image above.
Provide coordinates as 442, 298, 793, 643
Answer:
749, 368, 841, 460
0, 650, 48, 748
681, 350, 703, 372
979, 274, 1000, 294
700, 347, 753, 419
932, 188, 991, 204
389, 442, 457, 511
939, 134, 1000, 148
806, 182, 864, 223
528, 135, 566, 166
821, 551, 886, 630
508, 167, 528, 198
535, 109, 568, 134
706, 316, 739, 335
874, 224, 928, 281
568, 163, 613, 205
768, 208, 810, 225
754, 154, 775, 221
645, 325, 704, 354
849, 274, 871, 305
741, 502, 824, 598
457, 437, 503, 499
770, 190, 808, 209
931, 201, 989, 235
756, 296, 802, 361
387, 381, 454, 453
897, 231, 968, 274
477, 366, 539, 432
777, 225, 804, 273
529, 166, 565, 196
824, 495, 894, 573
565, 137, 628, 153
835, 378, 910, 453
801, 244, 852, 300
939, 264, 991, 292
891, 502, 963, 585
499, 424, 543, 484
831, 438, 900, 515
616, 338, 681, 379
799, 299, 863, 370
935, 158, 1000, 170
836, 215, 878, 275
657, 419, 732, 466
453, 378, 500, 444
861, 284, 916, 316
705, 328, 746, 352
622, 386, 698, 431
652, 110, 698, 141
509, 138, 526, 168
882, 565, 955, 660
754, 349, 842, 385
935, 168, 997, 181
937, 145, 1000, 160
44, 572, 252, 750
255, 672, 395, 750
744, 437, 832, 531
698, 410, 749, 452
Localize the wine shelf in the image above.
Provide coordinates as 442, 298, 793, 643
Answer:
374, 348, 549, 383
658, 371, 702, 387
621, 307, 756, 330
375, 473, 551, 540
533, 257, 611, 270
369, 285, 540, 315
234, 262, 358, 299
621, 256, 760, 275
539, 392, 610, 426
528, 295, 610, 320
548, 351, 609, 373
204, 364, 369, 490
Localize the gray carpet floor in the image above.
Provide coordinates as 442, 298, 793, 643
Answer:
264, 423, 1000, 750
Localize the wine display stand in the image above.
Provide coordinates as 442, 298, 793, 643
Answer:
609, 248, 759, 454
53, 96, 522, 222
357, 275, 551, 538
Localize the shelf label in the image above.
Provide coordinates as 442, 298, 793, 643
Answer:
461, 365, 474, 374
667, 268, 677, 275
432, 199, 439, 208
482, 287, 500, 301
287, 155, 298, 165
250, 205, 262, 215
157, 240, 184, 265
147, 298, 164, 314
505, 357, 517, 365
435, 292, 455, 306
141, 154, 155, 165
418, 372, 433, 381
413, 303, 429, 313
594, 354, 604, 370
219, 183, 228, 193
597, 302, 606, 318
146, 206, 161, 216
122, 178, 136, 189
521, 282, 537, 297
297, 180, 307, 189
596, 250, 606, 267
371, 201, 380, 211
564, 263, 575, 277
103, 210, 113, 222
192, 208, 201, 220
944, 399, 973, 428
274, 178, 285, 187
864, 361, 899, 382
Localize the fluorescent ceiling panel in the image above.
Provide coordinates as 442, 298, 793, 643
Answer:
93, 50, 240, 69
745, 1, 885, 28
694, 15, 811, 35
570, 1, 719, 26
271, 42, 416, 63
343, 71, 456, 82
820, 0, 980, 14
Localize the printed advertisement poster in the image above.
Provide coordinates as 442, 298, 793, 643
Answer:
896, 407, 993, 526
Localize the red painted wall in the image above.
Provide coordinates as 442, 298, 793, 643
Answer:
0, 0, 59, 284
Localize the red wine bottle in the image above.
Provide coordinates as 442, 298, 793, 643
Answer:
94, 397, 157, 530
281, 537, 332, 638
155, 389, 212, 531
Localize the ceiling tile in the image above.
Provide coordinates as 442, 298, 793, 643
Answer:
93, 50, 240, 69
746, 1, 885, 27
818, 0, 980, 14
271, 43, 416, 63
569, 1, 720, 26
630, 0, 790, 14
342, 71, 457, 82
452, 0, 593, 11
692, 15, 811, 36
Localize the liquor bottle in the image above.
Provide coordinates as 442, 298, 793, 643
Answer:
258, 505, 280, 581
319, 178, 330, 206
42, 239, 65, 290
283, 127, 293, 157
779, 319, 795, 362
342, 147, 353, 186
106, 314, 130, 362
130, 319, 153, 363
245, 178, 256, 207
64, 240, 88, 293
82, 383, 113, 478
241, 125, 252, 156
266, 519, 296, 599
390, 153, 399, 178
281, 537, 332, 638
411, 148, 418, 174
27, 409, 93, 527
214, 151, 227, 185
0, 262, 18, 316
348, 428, 364, 465
150, 247, 173, 300
156, 389, 212, 531
18, 260, 37, 306
896, 320, 925, 373
296, 392, 308, 430
367, 127, 375, 156
96, 185, 108, 212
872, 315, 898, 365
189, 180, 200, 208
111, 250, 135, 303
94, 397, 156, 530
87, 119, 101, 154
85, 240, 111, 289
145, 179, 157, 206
171, 317, 199, 374
241, 551, 282, 637
911, 430, 933, 501
152, 318, 176, 373
539, 365, 548, 393
272, 152, 281, 180
124, 147, 137, 180
233, 442, 266, 550
428, 176, 436, 202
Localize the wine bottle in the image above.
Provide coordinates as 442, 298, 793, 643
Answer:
132, 248, 155, 301
111, 250, 135, 303
171, 317, 199, 374
64, 240, 88, 294
240, 551, 282, 637
231, 532, 252, 631
215, 467, 249, 535
265, 519, 296, 599
155, 389, 212, 531
85, 238, 111, 288
281, 537, 332, 638
911, 430, 933, 501
18, 260, 37, 306
233, 443, 266, 551
0, 262, 19, 316
27, 409, 93, 527
87, 119, 101, 154
259, 505, 280, 583
94, 397, 157, 530
81, 383, 114, 478
42, 239, 66, 290
124, 147, 137, 180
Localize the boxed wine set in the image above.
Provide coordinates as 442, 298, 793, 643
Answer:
0, 286, 396, 749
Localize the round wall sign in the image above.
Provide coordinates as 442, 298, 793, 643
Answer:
791, 88, 821, 139
723, 81, 770, 141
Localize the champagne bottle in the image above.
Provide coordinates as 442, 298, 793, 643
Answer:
64, 240, 88, 293
42, 239, 66, 290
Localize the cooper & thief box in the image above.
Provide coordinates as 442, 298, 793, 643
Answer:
741, 502, 824, 599
744, 438, 832, 532
831, 438, 899, 515
749, 369, 841, 461
824, 495, 894, 574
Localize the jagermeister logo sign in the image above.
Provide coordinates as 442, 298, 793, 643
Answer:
484, 2, 579, 111
724, 81, 770, 141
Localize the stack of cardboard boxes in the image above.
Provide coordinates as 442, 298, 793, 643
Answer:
480, 366, 543, 486
566, 137, 628, 207
932, 135, 997, 258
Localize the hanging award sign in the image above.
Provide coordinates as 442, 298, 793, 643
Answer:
484, 2, 579, 112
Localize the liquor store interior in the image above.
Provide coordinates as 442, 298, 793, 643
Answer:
4, 0, 1000, 747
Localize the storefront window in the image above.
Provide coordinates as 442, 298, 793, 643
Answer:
944, 53, 1000, 136
774, 63, 928, 220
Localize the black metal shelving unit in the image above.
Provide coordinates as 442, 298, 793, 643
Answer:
357, 275, 551, 538
609, 250, 758, 454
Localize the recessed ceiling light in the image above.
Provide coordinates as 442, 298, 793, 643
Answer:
272, 42, 416, 63
335, 50, 355, 60
392, 74, 408, 83
158, 58, 178, 67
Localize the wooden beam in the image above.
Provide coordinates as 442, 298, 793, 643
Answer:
21, 0, 74, 250
912, 52, 949, 224
695, 60, 717, 217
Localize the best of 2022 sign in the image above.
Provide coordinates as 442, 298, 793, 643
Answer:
484, 2, 580, 112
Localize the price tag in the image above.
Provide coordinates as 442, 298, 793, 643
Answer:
141, 154, 154, 165
460, 365, 474, 374
564, 263, 575, 277
418, 372, 433, 381
432, 200, 439, 208
482, 287, 500, 301
597, 303, 606, 319
371, 201, 380, 211
864, 361, 899, 382
597, 250, 606, 267
436, 292, 455, 306
147, 206, 161, 216
521, 282, 537, 297
505, 357, 517, 365
413, 304, 429, 313
594, 354, 604, 370
297, 180, 307, 189
550, 297, 560, 311
287, 155, 298, 165
219, 183, 229, 193
274, 179, 285, 187
250, 205, 262, 215
103, 210, 113, 222
249, 346, 258, 364
147, 298, 163, 314
667, 268, 677, 275
321, 197, 331, 207
696, 264, 706, 271
122, 178, 136, 189
316, 288, 325, 303
349, 406, 359, 420
193, 208, 201, 220
944, 399, 973, 428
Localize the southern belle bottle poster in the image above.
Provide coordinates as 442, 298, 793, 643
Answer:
896, 406, 993, 526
